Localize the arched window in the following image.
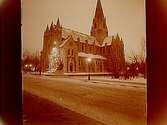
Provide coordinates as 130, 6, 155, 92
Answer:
89, 46, 91, 52
84, 44, 86, 52
70, 63, 73, 72
79, 59, 81, 66
72, 49, 74, 55
82, 44, 84, 52
68, 49, 70, 55
100, 62, 103, 72
94, 22, 96, 28
108, 48, 110, 53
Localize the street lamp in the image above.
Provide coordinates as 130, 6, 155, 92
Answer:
39, 51, 43, 75
87, 58, 92, 80
87, 58, 92, 62
25, 64, 28, 68
127, 67, 130, 71
136, 67, 139, 76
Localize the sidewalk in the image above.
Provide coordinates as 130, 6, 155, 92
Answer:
27, 72, 146, 85
27, 72, 147, 87
90, 77, 146, 84
69, 76, 146, 84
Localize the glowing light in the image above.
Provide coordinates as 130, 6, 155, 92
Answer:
25, 64, 28, 68
54, 41, 57, 45
49, 47, 63, 72
29, 64, 32, 67
87, 58, 92, 62
127, 67, 130, 70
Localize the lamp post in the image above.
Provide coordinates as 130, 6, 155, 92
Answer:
126, 66, 130, 79
127, 66, 130, 71
87, 58, 92, 80
136, 67, 139, 76
39, 51, 43, 75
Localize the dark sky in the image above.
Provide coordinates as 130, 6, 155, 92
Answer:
22, 0, 146, 60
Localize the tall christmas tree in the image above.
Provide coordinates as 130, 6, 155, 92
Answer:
49, 47, 63, 72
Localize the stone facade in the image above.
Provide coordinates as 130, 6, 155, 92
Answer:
42, 0, 125, 73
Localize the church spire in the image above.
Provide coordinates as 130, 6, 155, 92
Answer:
46, 24, 49, 32
95, 0, 105, 20
50, 21, 54, 30
116, 33, 120, 40
90, 0, 108, 45
56, 17, 60, 27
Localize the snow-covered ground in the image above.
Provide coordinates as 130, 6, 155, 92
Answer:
65, 75, 147, 89
28, 72, 146, 84
23, 74, 146, 125
69, 75, 146, 83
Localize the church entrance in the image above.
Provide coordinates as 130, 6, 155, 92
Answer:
100, 62, 102, 72
70, 63, 73, 72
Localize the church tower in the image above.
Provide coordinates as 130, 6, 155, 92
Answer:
91, 0, 108, 45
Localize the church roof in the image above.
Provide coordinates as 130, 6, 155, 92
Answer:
102, 35, 124, 46
61, 27, 101, 46
59, 36, 71, 48
59, 28, 123, 48
102, 36, 112, 46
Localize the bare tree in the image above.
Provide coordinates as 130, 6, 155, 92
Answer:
128, 38, 146, 78
22, 51, 41, 72
139, 38, 146, 63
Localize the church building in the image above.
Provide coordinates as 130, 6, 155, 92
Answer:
41, 0, 125, 73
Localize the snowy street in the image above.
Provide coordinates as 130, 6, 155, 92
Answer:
23, 92, 105, 125
23, 74, 146, 125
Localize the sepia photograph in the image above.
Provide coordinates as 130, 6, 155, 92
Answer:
22, 0, 146, 125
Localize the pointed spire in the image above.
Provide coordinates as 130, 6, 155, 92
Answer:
51, 21, 53, 25
120, 38, 123, 41
56, 17, 60, 27
116, 33, 120, 40
120, 37, 124, 44
46, 24, 49, 32
112, 35, 115, 40
90, 0, 108, 44
50, 21, 54, 30
95, 0, 105, 20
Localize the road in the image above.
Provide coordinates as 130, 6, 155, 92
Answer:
23, 92, 105, 125
23, 74, 146, 125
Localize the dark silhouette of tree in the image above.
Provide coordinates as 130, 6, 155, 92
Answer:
128, 39, 146, 78
22, 51, 40, 72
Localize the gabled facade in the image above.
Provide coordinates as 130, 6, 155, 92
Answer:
42, 0, 125, 74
